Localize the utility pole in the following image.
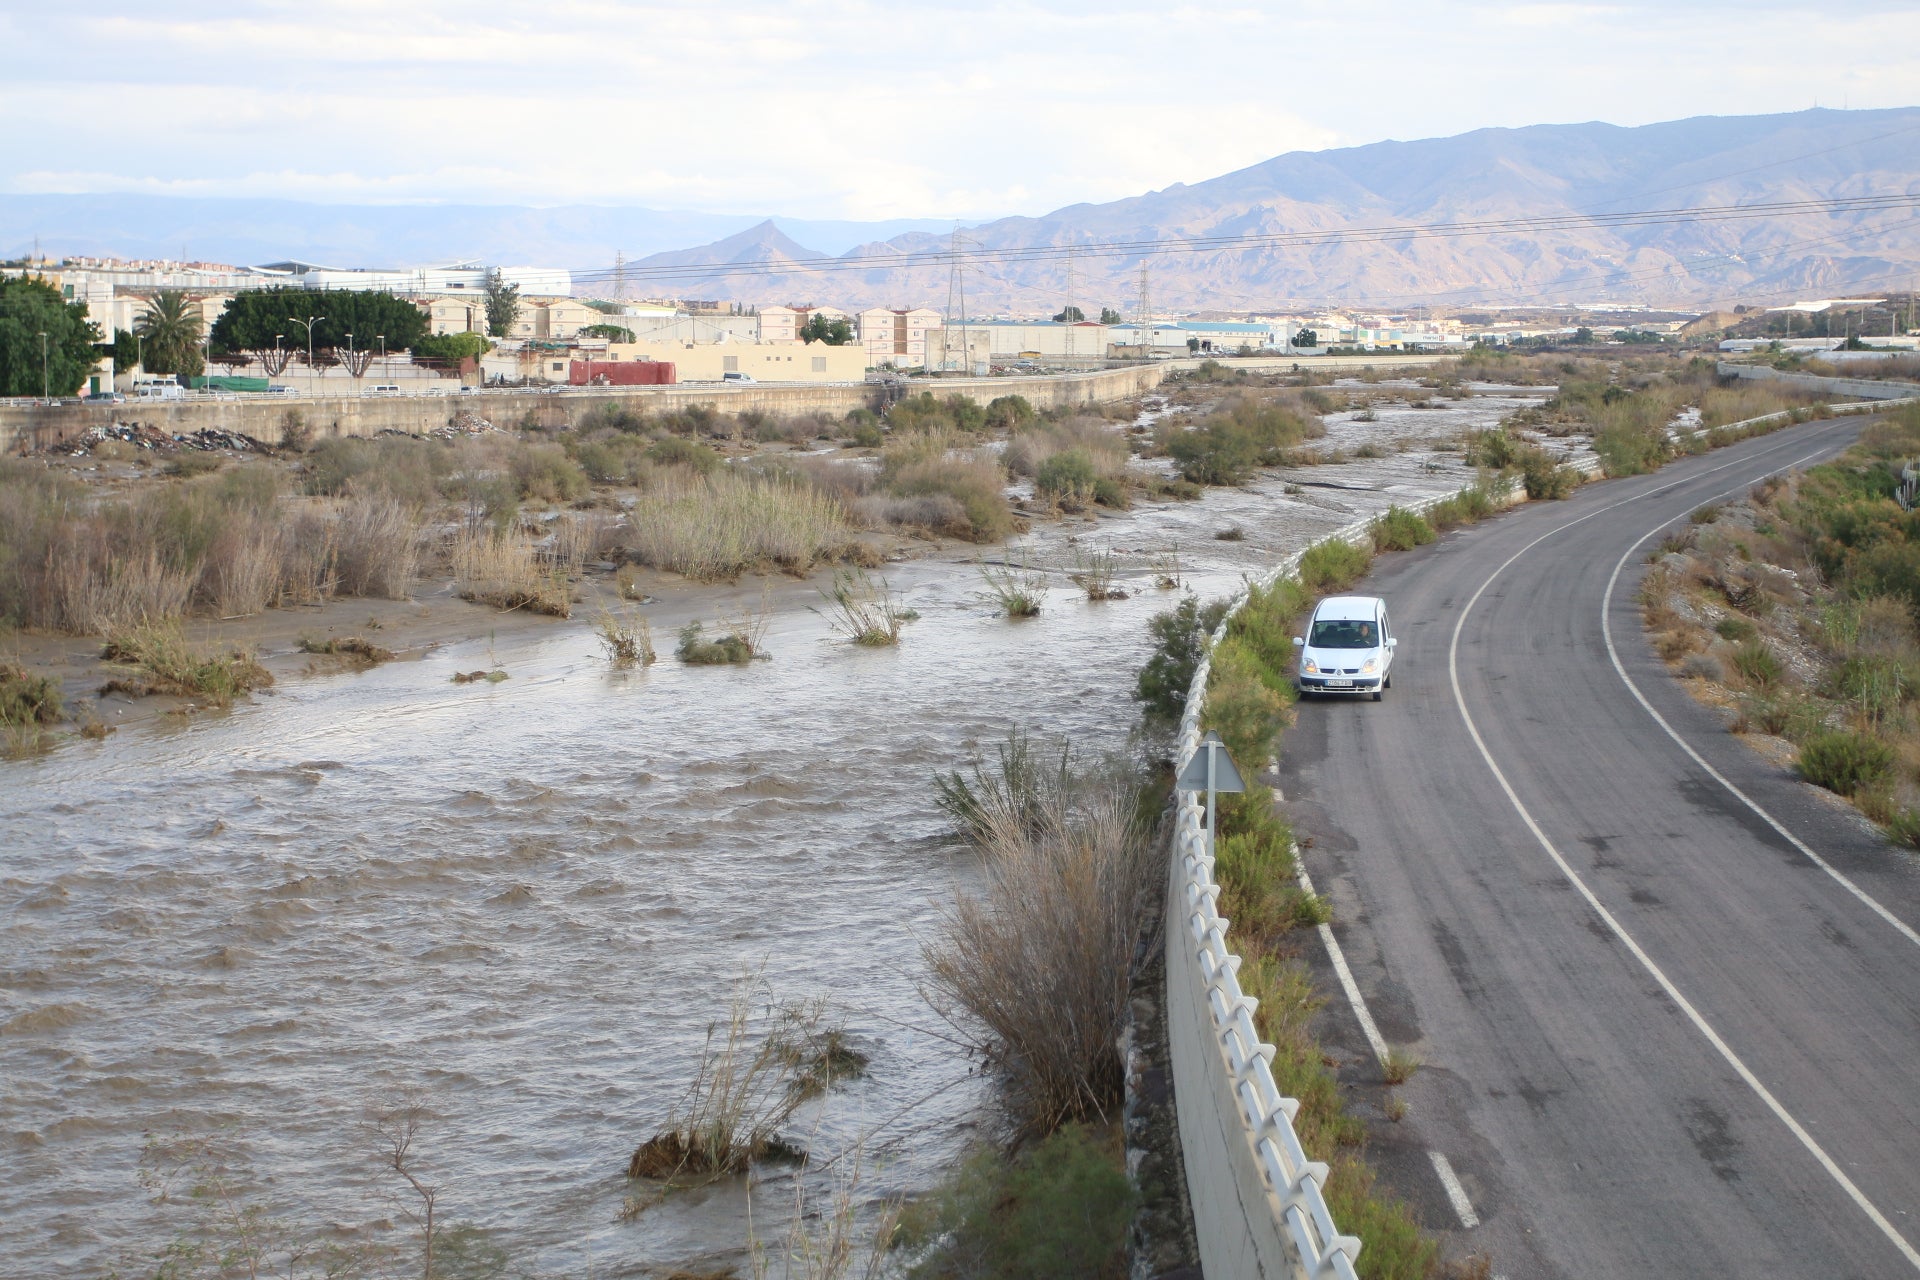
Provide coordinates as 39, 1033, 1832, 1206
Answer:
1063, 244, 1079, 361
945, 229, 971, 373
38, 330, 49, 400
1136, 265, 1152, 356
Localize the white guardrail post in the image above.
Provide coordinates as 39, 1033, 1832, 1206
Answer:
1167, 480, 1521, 1279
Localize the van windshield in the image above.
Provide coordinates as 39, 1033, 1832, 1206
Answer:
1309, 619, 1378, 649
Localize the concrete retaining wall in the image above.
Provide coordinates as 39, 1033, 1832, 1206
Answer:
1166, 847, 1301, 1279
1718, 362, 1920, 402
3, 352, 1454, 455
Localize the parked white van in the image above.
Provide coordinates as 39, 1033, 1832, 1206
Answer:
132, 376, 184, 401
1293, 595, 1396, 700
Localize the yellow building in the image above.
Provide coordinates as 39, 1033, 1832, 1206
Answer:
599, 339, 867, 382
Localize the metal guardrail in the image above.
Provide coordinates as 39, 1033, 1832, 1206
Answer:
1169, 481, 1528, 1279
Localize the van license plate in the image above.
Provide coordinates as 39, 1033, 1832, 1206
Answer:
1326, 679, 1353, 688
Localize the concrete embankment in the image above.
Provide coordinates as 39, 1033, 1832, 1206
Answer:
2, 353, 1452, 454
1718, 360, 1920, 402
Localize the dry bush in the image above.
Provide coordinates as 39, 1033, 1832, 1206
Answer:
595, 605, 656, 666
1003, 417, 1128, 480
543, 510, 617, 576
450, 531, 572, 617
924, 751, 1157, 1133
334, 493, 422, 600
629, 471, 852, 581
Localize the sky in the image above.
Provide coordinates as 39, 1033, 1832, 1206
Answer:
3, 1, 1918, 222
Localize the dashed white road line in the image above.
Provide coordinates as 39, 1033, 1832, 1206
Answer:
1446, 434, 1920, 1272
1428, 1150, 1481, 1229
1294, 855, 1390, 1063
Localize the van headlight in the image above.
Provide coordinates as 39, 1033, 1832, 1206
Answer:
1361, 658, 1377, 673
1302, 659, 1319, 674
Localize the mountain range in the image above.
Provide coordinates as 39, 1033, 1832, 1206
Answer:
5, 107, 1917, 312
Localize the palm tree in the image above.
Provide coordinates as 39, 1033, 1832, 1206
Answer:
135, 289, 206, 380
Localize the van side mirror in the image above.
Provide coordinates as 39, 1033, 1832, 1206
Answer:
1387, 637, 1398, 648
1291, 636, 1304, 647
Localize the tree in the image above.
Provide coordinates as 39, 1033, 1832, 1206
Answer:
1291, 327, 1318, 348
209, 287, 428, 371
1573, 326, 1595, 344
485, 269, 521, 338
0, 275, 100, 397
799, 313, 853, 345
412, 332, 492, 364
1053, 305, 1085, 323
578, 323, 636, 344
1098, 307, 1123, 325
135, 289, 206, 380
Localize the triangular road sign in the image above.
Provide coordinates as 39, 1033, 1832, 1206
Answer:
1176, 731, 1246, 793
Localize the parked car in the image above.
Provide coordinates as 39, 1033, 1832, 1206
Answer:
1293, 595, 1396, 701
721, 371, 758, 385
369, 384, 404, 396
84, 391, 126, 404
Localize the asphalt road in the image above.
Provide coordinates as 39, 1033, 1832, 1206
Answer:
1277, 416, 1920, 1279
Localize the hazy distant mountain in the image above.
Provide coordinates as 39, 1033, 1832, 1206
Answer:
0, 194, 954, 272
625, 107, 1920, 312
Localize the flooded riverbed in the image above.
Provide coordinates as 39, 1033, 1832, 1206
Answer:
0, 391, 1553, 1277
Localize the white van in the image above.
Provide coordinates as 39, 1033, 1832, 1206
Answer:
721, 371, 758, 386
1293, 595, 1396, 701
132, 376, 184, 401
369, 384, 404, 396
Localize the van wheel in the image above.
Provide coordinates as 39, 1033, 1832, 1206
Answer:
1371, 689, 1383, 702
1384, 673, 1392, 689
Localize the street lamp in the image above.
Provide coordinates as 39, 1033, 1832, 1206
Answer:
377, 334, 387, 386
288, 314, 325, 393
274, 333, 284, 380
345, 332, 357, 396
37, 331, 49, 400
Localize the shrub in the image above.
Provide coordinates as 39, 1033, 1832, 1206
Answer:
1371, 506, 1437, 553
817, 567, 914, 646
1298, 538, 1372, 593
1135, 595, 1229, 722
1035, 449, 1098, 507
674, 617, 766, 664
1730, 640, 1782, 689
843, 408, 885, 448
0, 661, 62, 726
1519, 449, 1578, 500
1160, 397, 1317, 486
984, 394, 1036, 430
886, 455, 1016, 543
645, 436, 721, 475
1205, 643, 1289, 764
898, 1125, 1133, 1280
1798, 730, 1896, 796
1715, 616, 1757, 643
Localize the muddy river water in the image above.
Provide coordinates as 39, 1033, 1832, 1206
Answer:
0, 386, 1558, 1276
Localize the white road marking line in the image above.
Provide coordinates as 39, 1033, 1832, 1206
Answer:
1429, 1150, 1481, 1229
1446, 427, 1920, 1273
1294, 858, 1391, 1064
1602, 510, 1920, 952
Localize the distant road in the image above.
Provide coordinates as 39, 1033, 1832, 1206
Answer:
1281, 417, 1920, 1278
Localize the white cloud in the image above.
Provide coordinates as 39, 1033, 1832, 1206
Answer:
4, 0, 1917, 219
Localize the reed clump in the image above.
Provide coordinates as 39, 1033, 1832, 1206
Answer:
979, 554, 1048, 617
99, 623, 272, 707
623, 983, 853, 1200
817, 567, 916, 646
925, 737, 1158, 1134
595, 605, 657, 666
450, 532, 572, 617
628, 471, 852, 581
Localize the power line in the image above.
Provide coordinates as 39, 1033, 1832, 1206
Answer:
569, 192, 1917, 287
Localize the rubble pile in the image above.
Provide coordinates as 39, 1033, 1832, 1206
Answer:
52, 423, 272, 457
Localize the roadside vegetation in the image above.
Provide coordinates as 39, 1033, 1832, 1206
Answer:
1642, 404, 1920, 845
1130, 501, 1531, 1279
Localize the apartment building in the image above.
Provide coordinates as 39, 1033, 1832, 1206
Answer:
856, 307, 942, 367
757, 304, 849, 343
